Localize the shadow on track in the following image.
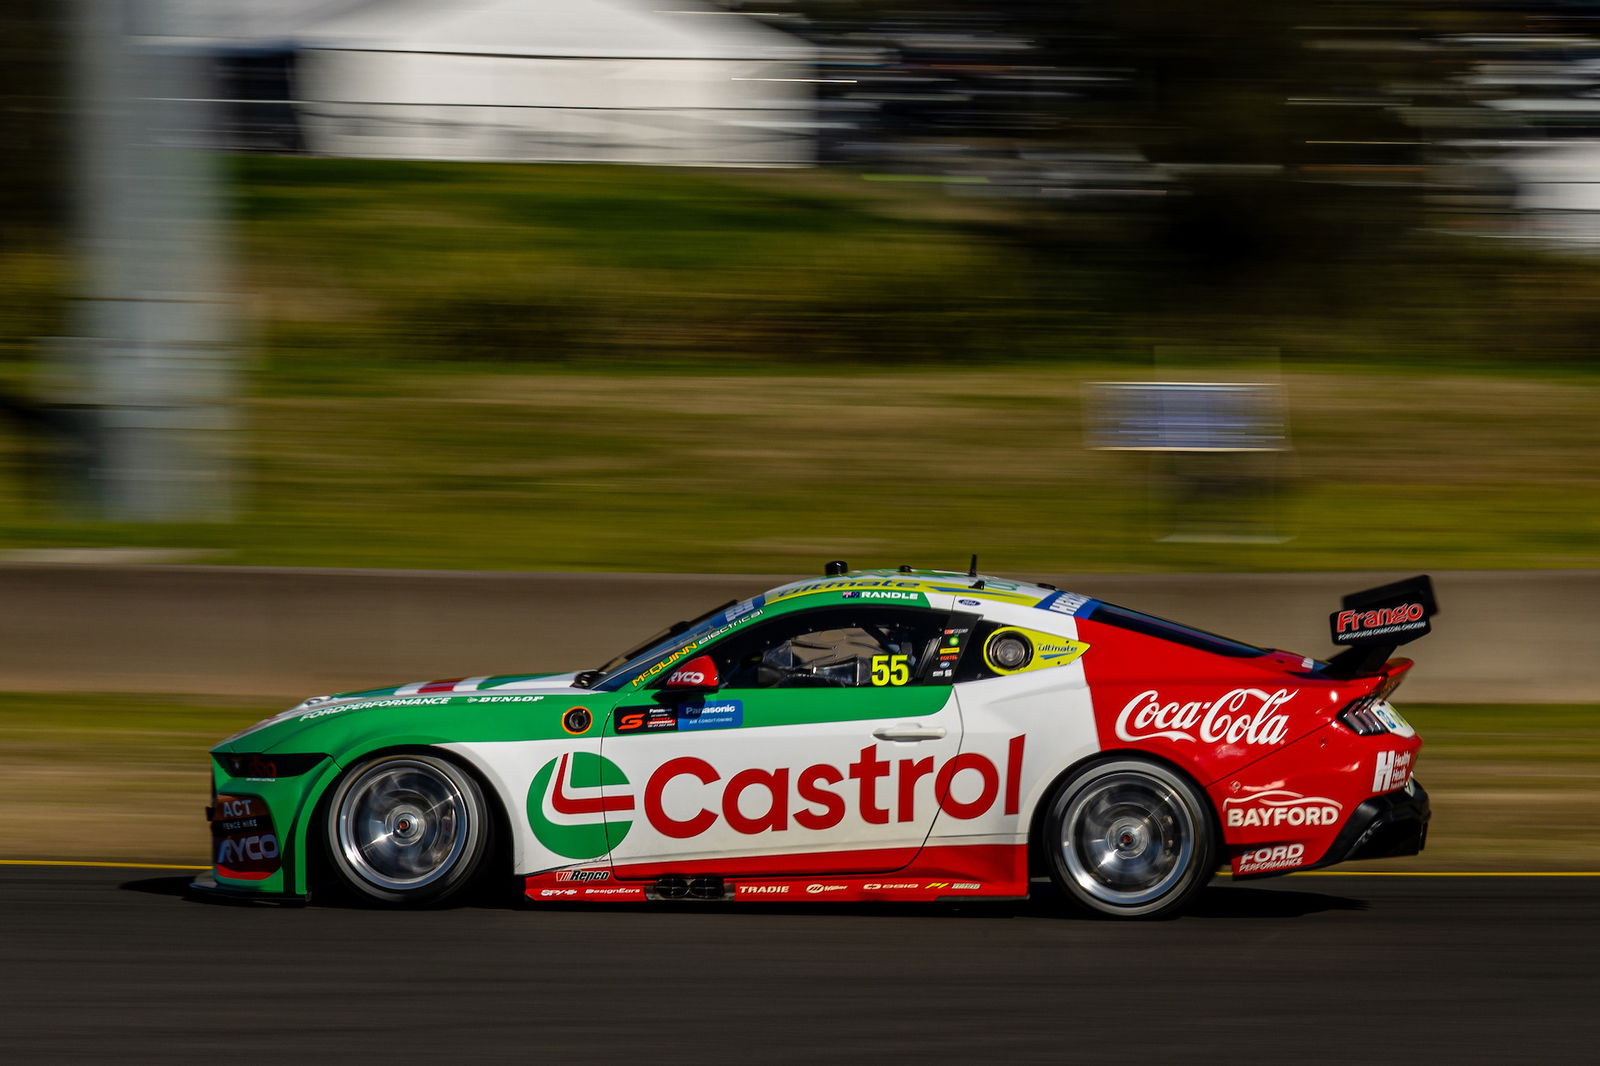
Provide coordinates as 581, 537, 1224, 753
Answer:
119, 875, 193, 898
1189, 882, 1367, 919
120, 874, 1362, 920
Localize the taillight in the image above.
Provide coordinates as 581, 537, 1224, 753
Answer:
1336, 675, 1414, 737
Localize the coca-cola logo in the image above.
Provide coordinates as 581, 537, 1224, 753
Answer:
1115, 688, 1294, 746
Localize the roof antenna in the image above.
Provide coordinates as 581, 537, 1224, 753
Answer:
824, 560, 848, 576
968, 554, 984, 589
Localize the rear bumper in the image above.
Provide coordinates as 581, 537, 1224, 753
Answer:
1308, 777, 1431, 870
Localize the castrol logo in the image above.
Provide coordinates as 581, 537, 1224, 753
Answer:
1115, 688, 1294, 746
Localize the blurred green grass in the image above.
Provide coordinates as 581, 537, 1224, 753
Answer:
0, 695, 1591, 869
0, 158, 1597, 572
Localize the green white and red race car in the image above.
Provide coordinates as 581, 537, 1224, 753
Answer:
202, 565, 1433, 918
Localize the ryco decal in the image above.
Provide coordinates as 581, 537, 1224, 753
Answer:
1115, 688, 1294, 746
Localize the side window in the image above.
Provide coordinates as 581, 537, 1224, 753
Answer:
708, 607, 950, 690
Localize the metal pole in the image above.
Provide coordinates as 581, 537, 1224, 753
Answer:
65, 0, 235, 521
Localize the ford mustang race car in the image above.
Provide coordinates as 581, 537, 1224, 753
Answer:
201, 564, 1433, 918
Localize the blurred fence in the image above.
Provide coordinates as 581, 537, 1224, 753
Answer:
0, 565, 1592, 702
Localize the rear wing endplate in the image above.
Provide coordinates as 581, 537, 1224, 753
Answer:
1325, 575, 1437, 680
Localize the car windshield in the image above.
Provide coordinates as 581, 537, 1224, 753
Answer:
583, 597, 758, 690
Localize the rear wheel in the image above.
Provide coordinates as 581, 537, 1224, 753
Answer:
325, 753, 490, 906
1042, 758, 1215, 919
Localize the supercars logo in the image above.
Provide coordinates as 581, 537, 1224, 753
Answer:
527, 752, 635, 860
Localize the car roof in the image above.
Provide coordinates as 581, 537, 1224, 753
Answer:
759, 568, 1080, 612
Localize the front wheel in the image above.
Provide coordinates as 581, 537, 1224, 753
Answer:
325, 753, 491, 906
1042, 758, 1216, 919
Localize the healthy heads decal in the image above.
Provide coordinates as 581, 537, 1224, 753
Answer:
527, 752, 633, 859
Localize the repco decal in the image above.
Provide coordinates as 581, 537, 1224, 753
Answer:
527, 739, 1028, 858
1224, 789, 1342, 829
1115, 688, 1294, 746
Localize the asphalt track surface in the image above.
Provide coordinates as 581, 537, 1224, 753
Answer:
2, 866, 1595, 1064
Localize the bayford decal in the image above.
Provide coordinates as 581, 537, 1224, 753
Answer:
1115, 688, 1294, 746
527, 740, 1027, 860
1224, 789, 1342, 829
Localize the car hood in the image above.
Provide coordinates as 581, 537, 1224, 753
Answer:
215, 672, 586, 754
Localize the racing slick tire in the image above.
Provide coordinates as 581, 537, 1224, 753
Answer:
324, 752, 491, 906
1042, 757, 1216, 919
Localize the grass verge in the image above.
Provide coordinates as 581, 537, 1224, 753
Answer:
2, 158, 1599, 573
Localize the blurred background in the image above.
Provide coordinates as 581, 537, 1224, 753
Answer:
0, 0, 1595, 868
1, 0, 1597, 572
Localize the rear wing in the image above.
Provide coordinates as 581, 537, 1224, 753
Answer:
1324, 575, 1437, 680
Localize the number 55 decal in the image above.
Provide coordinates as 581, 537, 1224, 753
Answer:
870, 654, 910, 686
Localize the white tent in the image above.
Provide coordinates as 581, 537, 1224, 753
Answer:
292, 0, 818, 165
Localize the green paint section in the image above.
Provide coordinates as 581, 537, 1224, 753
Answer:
525, 752, 631, 860
215, 692, 607, 758
210, 757, 343, 897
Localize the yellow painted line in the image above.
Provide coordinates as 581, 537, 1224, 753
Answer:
0, 859, 207, 871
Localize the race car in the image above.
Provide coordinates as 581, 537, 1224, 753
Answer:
201, 564, 1433, 918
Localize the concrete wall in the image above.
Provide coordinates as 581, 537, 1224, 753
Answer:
0, 565, 1593, 703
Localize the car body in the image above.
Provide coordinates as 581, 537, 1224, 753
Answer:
201, 566, 1432, 918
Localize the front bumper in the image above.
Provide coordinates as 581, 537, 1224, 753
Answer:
1307, 777, 1431, 870
187, 872, 308, 906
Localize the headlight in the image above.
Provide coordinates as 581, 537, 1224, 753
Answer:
214, 753, 326, 780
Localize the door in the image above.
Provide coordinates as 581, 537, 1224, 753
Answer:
599, 604, 966, 878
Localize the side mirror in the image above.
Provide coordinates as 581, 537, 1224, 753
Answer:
661, 654, 720, 691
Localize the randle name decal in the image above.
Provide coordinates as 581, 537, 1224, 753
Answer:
1115, 688, 1294, 746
